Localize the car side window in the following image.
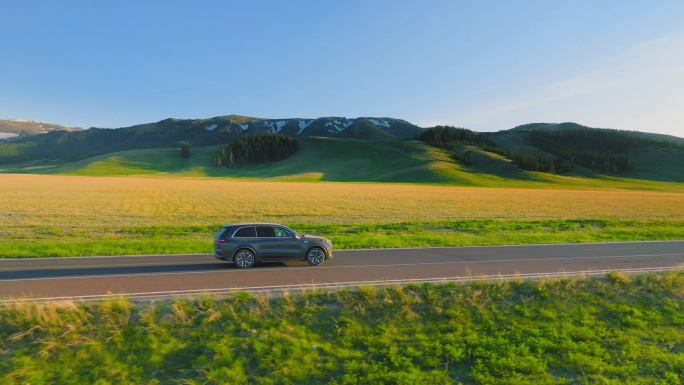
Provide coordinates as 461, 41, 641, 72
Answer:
216, 228, 230, 238
256, 226, 276, 238
233, 227, 256, 238
274, 227, 295, 238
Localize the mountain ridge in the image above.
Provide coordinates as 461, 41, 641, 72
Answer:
508, 122, 684, 145
0, 115, 423, 164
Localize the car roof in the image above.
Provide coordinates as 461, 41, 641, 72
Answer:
222, 223, 287, 227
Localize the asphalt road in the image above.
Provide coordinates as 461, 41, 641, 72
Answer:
0, 241, 682, 302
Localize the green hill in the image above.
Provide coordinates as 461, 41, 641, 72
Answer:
2, 137, 681, 191
483, 123, 684, 182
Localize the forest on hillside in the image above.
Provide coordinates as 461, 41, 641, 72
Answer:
418, 125, 684, 175
214, 133, 299, 167
524, 128, 684, 174
417, 126, 571, 174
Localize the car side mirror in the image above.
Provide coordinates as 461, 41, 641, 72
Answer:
294, 234, 301, 239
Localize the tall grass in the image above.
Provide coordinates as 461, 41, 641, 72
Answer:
1, 174, 681, 257
1, 271, 682, 384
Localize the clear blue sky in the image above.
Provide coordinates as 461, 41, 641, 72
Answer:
1, 1, 683, 136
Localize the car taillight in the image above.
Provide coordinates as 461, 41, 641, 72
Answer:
215, 239, 226, 243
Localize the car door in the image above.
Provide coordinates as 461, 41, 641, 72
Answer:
257, 226, 303, 260
232, 226, 261, 260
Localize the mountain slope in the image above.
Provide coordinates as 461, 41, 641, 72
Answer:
0, 119, 76, 140
0, 115, 422, 164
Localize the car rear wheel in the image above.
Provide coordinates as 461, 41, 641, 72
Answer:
306, 248, 325, 266
234, 250, 255, 268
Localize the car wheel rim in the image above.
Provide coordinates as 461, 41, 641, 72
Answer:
235, 251, 253, 268
308, 249, 324, 265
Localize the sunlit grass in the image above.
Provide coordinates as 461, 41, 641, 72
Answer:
1, 174, 682, 257
1, 271, 682, 384
2, 174, 683, 228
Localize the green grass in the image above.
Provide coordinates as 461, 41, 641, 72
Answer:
1, 271, 682, 384
1, 219, 682, 258
1, 137, 682, 190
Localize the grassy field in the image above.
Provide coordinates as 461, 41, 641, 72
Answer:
0, 174, 682, 257
1, 271, 682, 384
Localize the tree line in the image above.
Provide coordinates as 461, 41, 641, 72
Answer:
214, 133, 298, 167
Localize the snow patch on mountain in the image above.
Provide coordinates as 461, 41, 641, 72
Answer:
0, 133, 19, 140
205, 124, 218, 131
297, 120, 313, 135
239, 124, 249, 130
262, 120, 289, 133
370, 119, 390, 128
325, 122, 342, 132
325, 118, 356, 133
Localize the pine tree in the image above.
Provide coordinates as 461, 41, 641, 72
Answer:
180, 143, 190, 159
463, 150, 472, 166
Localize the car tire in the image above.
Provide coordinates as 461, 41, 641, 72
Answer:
234, 249, 255, 268
306, 247, 325, 266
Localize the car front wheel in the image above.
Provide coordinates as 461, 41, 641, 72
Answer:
234, 250, 255, 268
306, 248, 325, 266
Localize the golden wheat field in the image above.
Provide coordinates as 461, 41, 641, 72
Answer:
1, 174, 683, 229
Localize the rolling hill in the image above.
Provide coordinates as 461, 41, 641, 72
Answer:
0, 116, 682, 186
1, 136, 681, 191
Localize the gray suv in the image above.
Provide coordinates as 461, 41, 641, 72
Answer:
214, 223, 333, 268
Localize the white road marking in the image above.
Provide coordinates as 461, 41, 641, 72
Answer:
426, 251, 494, 256
1, 266, 680, 304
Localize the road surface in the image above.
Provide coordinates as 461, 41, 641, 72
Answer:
0, 241, 682, 302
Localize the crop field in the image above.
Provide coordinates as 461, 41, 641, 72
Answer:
1, 174, 683, 257
1, 271, 682, 384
